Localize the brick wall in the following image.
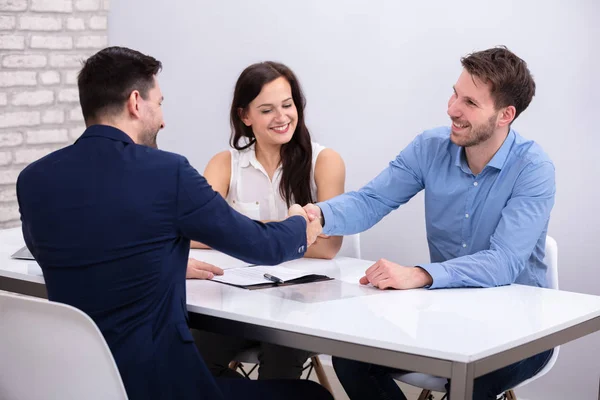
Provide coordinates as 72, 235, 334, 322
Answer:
0, 0, 109, 228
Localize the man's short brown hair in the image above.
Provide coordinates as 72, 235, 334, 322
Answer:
461, 46, 535, 120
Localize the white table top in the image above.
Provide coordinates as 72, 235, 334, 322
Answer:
3, 227, 600, 363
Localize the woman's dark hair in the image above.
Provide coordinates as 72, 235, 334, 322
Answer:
230, 62, 313, 207
78, 46, 162, 123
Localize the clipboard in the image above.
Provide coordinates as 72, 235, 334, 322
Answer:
215, 274, 333, 290
209, 265, 333, 290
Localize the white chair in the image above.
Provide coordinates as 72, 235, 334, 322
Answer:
338, 233, 362, 259
392, 236, 559, 400
0, 291, 128, 400
229, 233, 362, 393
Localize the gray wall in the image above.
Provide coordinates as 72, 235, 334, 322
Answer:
110, 1, 599, 398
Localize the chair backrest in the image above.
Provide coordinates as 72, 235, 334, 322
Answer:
0, 291, 128, 400
544, 235, 558, 290
337, 233, 361, 259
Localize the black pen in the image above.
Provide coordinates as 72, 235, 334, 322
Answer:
264, 273, 284, 284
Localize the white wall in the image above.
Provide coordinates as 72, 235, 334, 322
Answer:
110, 1, 599, 398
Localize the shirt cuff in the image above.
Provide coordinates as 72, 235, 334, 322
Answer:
316, 201, 335, 236
418, 262, 450, 289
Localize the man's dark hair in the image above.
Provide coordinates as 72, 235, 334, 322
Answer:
78, 46, 162, 123
461, 46, 535, 120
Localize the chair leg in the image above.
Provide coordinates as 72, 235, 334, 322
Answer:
417, 389, 432, 400
311, 356, 334, 395
505, 389, 517, 400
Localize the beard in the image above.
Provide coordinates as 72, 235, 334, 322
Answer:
138, 124, 159, 149
451, 113, 497, 148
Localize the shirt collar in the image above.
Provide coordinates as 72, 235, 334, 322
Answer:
75, 124, 135, 145
453, 128, 516, 173
486, 129, 516, 170
239, 143, 281, 173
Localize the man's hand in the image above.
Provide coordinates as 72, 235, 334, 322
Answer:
359, 258, 433, 289
186, 258, 224, 280
301, 203, 330, 238
302, 203, 322, 223
288, 204, 322, 246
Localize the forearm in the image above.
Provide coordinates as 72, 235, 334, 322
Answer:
319, 190, 394, 236
304, 235, 343, 260
420, 247, 524, 289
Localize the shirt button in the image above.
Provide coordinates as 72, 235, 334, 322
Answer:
465, 213, 469, 218
473, 181, 478, 187
462, 243, 467, 248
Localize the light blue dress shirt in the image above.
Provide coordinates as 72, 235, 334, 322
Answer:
319, 127, 555, 289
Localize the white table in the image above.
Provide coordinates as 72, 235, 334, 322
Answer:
2, 227, 600, 399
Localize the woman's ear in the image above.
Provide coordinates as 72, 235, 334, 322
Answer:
239, 107, 251, 127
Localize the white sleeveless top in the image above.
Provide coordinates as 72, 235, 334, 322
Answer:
226, 142, 326, 221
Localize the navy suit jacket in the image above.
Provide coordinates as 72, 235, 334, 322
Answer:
17, 125, 308, 399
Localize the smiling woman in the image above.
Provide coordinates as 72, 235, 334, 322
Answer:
188, 61, 346, 382
191, 61, 346, 259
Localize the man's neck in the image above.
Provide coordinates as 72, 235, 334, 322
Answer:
90, 118, 138, 144
465, 127, 509, 175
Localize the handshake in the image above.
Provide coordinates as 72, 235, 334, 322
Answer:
288, 203, 324, 247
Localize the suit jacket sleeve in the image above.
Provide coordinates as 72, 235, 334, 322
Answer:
175, 157, 307, 265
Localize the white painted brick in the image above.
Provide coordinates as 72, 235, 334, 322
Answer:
64, 70, 79, 85
58, 88, 78, 103
41, 109, 65, 124
31, 35, 73, 50
0, 132, 24, 147
49, 53, 87, 68
2, 54, 47, 68
0, 187, 17, 202
75, 35, 107, 49
39, 70, 60, 85
0, 111, 41, 128
0, 71, 37, 87
11, 90, 54, 106
0, 151, 12, 166
103, 0, 109, 10
31, 0, 73, 13
0, 169, 21, 185
66, 17, 85, 30
0, 0, 27, 12
88, 15, 107, 30
26, 129, 69, 144
0, 220, 21, 228
75, 0, 99, 11
69, 106, 84, 121
14, 147, 58, 164
0, 204, 20, 222
0, 35, 25, 50
0, 93, 6, 106
19, 15, 62, 31
0, 16, 16, 30
69, 125, 85, 140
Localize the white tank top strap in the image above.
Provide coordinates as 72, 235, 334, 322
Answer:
310, 142, 326, 201
227, 148, 241, 202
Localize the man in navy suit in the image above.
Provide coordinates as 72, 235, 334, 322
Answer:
17, 46, 331, 400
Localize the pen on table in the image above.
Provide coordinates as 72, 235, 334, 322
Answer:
263, 273, 284, 284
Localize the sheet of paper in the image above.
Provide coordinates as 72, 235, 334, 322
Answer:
188, 249, 252, 270
211, 265, 312, 286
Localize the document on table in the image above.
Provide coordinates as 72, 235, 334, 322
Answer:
211, 265, 332, 289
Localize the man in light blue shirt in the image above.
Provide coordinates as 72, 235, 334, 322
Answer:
302, 47, 555, 399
